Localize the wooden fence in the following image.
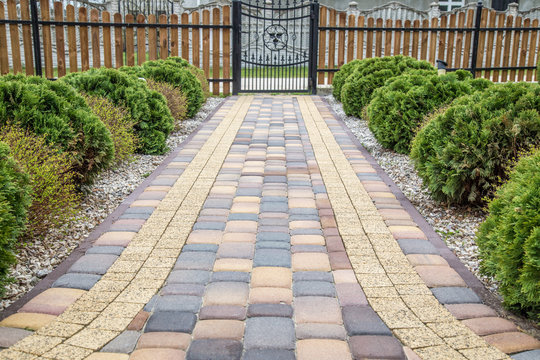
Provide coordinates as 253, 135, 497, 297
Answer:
317, 4, 540, 84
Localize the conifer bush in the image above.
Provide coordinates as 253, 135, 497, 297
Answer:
0, 125, 80, 239
476, 148, 540, 321
0, 141, 31, 295
410, 82, 540, 204
146, 79, 188, 123
0, 75, 114, 182
332, 59, 362, 102
366, 70, 492, 154
61, 68, 174, 155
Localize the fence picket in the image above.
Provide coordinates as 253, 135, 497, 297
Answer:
412, 20, 419, 59
501, 15, 513, 82
91, 9, 101, 68
526, 19, 539, 81
517, 18, 530, 82
317, 6, 327, 85
328, 9, 336, 82
223, 6, 231, 95
337, 12, 346, 68
475, 8, 488, 78
182, 13, 190, 61
148, 15, 157, 61
462, 9, 474, 71
510, 16, 522, 81
114, 13, 123, 68
7, 0, 21, 73
421, 19, 429, 60
67, 5, 77, 72
20, 0, 33, 75
366, 17, 374, 58
212, 8, 220, 95
454, 12, 465, 68
171, 14, 179, 57
446, 14, 456, 66
202, 10, 210, 78
484, 10, 496, 80
125, 14, 135, 66
403, 19, 411, 57
438, 15, 447, 64
0, 2, 8, 75
137, 15, 146, 65
54, 2, 66, 76
103, 11, 112, 68
394, 19, 402, 57
375, 18, 383, 57
347, 15, 356, 62
192, 12, 200, 67
356, 15, 365, 60
79, 7, 89, 72
160, 15, 168, 60
492, 13, 505, 82
385, 19, 392, 56
41, 0, 54, 77
429, 18, 437, 64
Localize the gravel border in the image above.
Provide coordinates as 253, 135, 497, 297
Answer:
0, 97, 225, 311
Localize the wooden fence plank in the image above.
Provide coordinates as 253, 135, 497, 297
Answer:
337, 12, 346, 68
446, 14, 456, 66
182, 13, 190, 61
385, 19, 392, 56
438, 15, 447, 65
137, 14, 146, 65
394, 19, 402, 56
420, 19, 428, 60
454, 12, 465, 68
492, 13, 505, 82
79, 7, 89, 72
41, 0, 54, 77
328, 9, 336, 82
170, 14, 179, 57
0, 2, 8, 75
114, 13, 123, 68
484, 10, 496, 80
67, 5, 77, 72
103, 11, 112, 68
347, 15, 355, 62
501, 15, 513, 82
212, 8, 220, 95
202, 10, 210, 78
475, 8, 488, 78
91, 9, 101, 68
126, 14, 135, 66
518, 18, 530, 82
7, 0, 22, 73
160, 14, 168, 60
526, 19, 538, 81
411, 20, 419, 59
429, 17, 437, 64
192, 12, 200, 67
366, 17, 374, 58
403, 20, 411, 57
223, 6, 231, 95
317, 6, 327, 84
20, 0, 33, 75
54, 2, 66, 76
509, 16, 522, 81
375, 18, 383, 57
148, 14, 157, 61
356, 15, 365, 60
462, 9, 474, 71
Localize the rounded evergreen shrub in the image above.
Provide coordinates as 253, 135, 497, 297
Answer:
146, 79, 188, 123
120, 58, 204, 117
0, 74, 114, 182
476, 148, 540, 321
61, 68, 174, 155
341, 56, 436, 118
410, 82, 540, 204
332, 59, 362, 102
366, 70, 492, 154
0, 141, 31, 295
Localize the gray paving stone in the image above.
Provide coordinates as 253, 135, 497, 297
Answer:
52, 273, 101, 290
512, 350, 540, 360
291, 245, 327, 253
119, 213, 151, 220
154, 295, 202, 313
67, 254, 118, 275
182, 244, 219, 252
167, 270, 211, 284
204, 199, 233, 209
193, 222, 226, 231
236, 188, 262, 196
174, 252, 216, 270
162, 283, 206, 296
151, 177, 177, 186
144, 311, 197, 333
255, 241, 290, 250
124, 206, 155, 214
253, 249, 291, 267
261, 196, 287, 202
244, 317, 295, 350
260, 202, 288, 213
342, 306, 392, 336
228, 213, 259, 221
143, 295, 158, 312
289, 215, 320, 221
256, 233, 290, 242
431, 287, 481, 304
247, 304, 293, 318
349, 335, 405, 359
109, 223, 143, 232
293, 281, 336, 297
0, 327, 32, 348
187, 339, 243, 360
211, 271, 251, 283
293, 271, 333, 282
264, 176, 287, 183
86, 246, 125, 255
397, 239, 438, 255
101, 331, 140, 353
295, 323, 347, 340
290, 229, 323, 236
199, 305, 247, 320
259, 218, 289, 227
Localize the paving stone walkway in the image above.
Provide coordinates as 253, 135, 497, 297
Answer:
1, 96, 539, 360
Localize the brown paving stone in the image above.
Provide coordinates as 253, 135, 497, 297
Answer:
136, 332, 191, 350
249, 287, 293, 304
222, 233, 256, 243
320, 216, 337, 229
461, 317, 518, 336
379, 209, 412, 220
483, 332, 540, 354
129, 349, 186, 360
18, 288, 86, 316
251, 267, 292, 288
217, 242, 254, 259
138, 191, 167, 200
289, 198, 317, 208
333, 270, 358, 284
85, 353, 130, 360
224, 221, 258, 233
127, 311, 150, 331
389, 226, 427, 240
445, 304, 498, 320
192, 320, 245, 339
326, 236, 346, 252
0, 313, 56, 330
230, 202, 260, 214
186, 230, 222, 244
94, 232, 135, 247
198, 305, 247, 320
213, 259, 253, 272
290, 221, 321, 230
292, 253, 331, 272
407, 254, 449, 267
291, 235, 325, 245
204, 282, 249, 306
329, 252, 352, 270
349, 335, 405, 359
316, 198, 332, 209
415, 265, 467, 287
131, 200, 161, 208
294, 297, 342, 324
335, 283, 368, 306
297, 339, 351, 360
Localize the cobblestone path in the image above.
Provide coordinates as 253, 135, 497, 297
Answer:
1, 96, 539, 360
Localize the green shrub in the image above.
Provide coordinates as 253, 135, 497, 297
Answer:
366, 70, 492, 154
0, 74, 114, 183
341, 56, 436, 118
83, 95, 138, 164
0, 141, 31, 295
410, 82, 540, 204
146, 79, 188, 124
332, 59, 362, 102
476, 148, 540, 321
61, 68, 174, 155
120, 58, 204, 117
0, 125, 80, 239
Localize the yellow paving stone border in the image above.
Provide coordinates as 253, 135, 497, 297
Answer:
0, 96, 253, 360
297, 96, 508, 360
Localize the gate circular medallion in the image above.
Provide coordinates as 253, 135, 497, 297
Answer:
263, 24, 288, 51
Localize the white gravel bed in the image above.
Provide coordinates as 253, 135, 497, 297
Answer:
0, 97, 224, 311
323, 95, 500, 297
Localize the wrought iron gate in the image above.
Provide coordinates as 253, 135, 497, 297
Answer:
232, 0, 319, 94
